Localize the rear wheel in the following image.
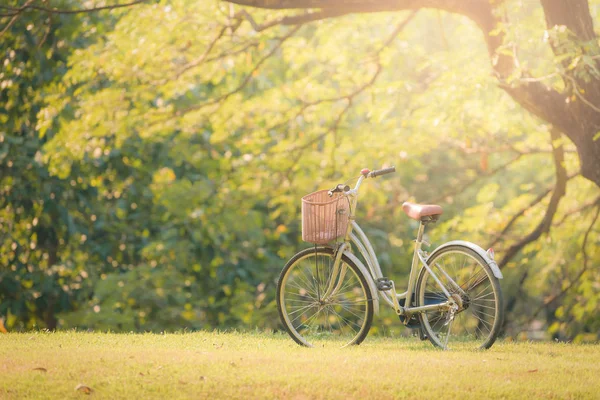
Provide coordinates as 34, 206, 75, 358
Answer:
277, 247, 373, 348
416, 245, 503, 350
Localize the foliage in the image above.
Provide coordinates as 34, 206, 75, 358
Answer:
0, 0, 112, 329
0, 0, 598, 340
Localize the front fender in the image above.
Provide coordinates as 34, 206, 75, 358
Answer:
343, 251, 381, 315
428, 240, 503, 279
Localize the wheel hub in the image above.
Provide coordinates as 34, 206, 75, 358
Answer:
461, 294, 470, 310
450, 293, 470, 312
450, 293, 463, 309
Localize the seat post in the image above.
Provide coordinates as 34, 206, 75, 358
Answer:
416, 221, 425, 244
402, 220, 427, 315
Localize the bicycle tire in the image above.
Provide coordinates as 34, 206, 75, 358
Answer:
277, 247, 373, 348
415, 245, 504, 350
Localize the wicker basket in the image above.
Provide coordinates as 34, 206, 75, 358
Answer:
301, 190, 350, 244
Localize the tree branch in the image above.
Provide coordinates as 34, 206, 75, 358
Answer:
488, 171, 580, 248
225, 0, 513, 72
489, 187, 553, 249
285, 10, 417, 153
175, 25, 302, 116
225, 0, 484, 14
274, 11, 417, 183
553, 195, 600, 226
564, 75, 600, 114
224, 0, 584, 172
0, 0, 149, 15
0, 0, 34, 39
176, 24, 231, 79
170, 8, 346, 82
236, 8, 348, 32
430, 154, 524, 204
498, 129, 568, 268
528, 204, 600, 321
290, 98, 352, 156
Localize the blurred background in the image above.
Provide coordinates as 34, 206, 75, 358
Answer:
1, 0, 598, 341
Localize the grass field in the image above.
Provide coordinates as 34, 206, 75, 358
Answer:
1, 331, 599, 399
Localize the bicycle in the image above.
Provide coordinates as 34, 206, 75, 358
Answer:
276, 166, 504, 350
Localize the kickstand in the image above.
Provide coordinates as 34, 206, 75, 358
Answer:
418, 323, 428, 341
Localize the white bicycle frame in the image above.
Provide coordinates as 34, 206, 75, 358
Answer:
324, 173, 503, 318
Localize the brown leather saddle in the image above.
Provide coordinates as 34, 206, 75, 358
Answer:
402, 202, 443, 223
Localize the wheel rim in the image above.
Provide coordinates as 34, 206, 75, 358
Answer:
279, 251, 370, 347
419, 250, 500, 350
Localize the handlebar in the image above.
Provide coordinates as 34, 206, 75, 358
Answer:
328, 166, 395, 197
369, 166, 396, 178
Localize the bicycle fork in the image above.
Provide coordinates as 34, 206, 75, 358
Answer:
320, 243, 348, 301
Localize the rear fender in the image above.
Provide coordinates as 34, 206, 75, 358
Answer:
428, 240, 503, 279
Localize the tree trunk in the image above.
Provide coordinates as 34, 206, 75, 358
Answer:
541, 0, 597, 41
44, 301, 58, 330
540, 0, 600, 185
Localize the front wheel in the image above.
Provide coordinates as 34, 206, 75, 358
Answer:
277, 247, 373, 348
416, 245, 504, 350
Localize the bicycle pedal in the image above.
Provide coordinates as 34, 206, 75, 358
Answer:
376, 278, 393, 291
399, 314, 421, 328
397, 298, 421, 328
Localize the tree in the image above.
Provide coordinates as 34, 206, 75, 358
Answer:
1, 1, 598, 340
223, 0, 600, 189
0, 1, 172, 330
0, 1, 107, 329
4, 2, 598, 186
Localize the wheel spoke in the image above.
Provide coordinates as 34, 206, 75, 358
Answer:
472, 282, 492, 299
285, 290, 316, 303
288, 278, 317, 299
337, 303, 366, 320
301, 265, 321, 298
278, 249, 372, 347
329, 307, 361, 332
471, 302, 496, 311
291, 306, 320, 326
417, 248, 501, 350
288, 303, 317, 316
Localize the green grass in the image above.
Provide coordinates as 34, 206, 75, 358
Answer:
1, 331, 598, 399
